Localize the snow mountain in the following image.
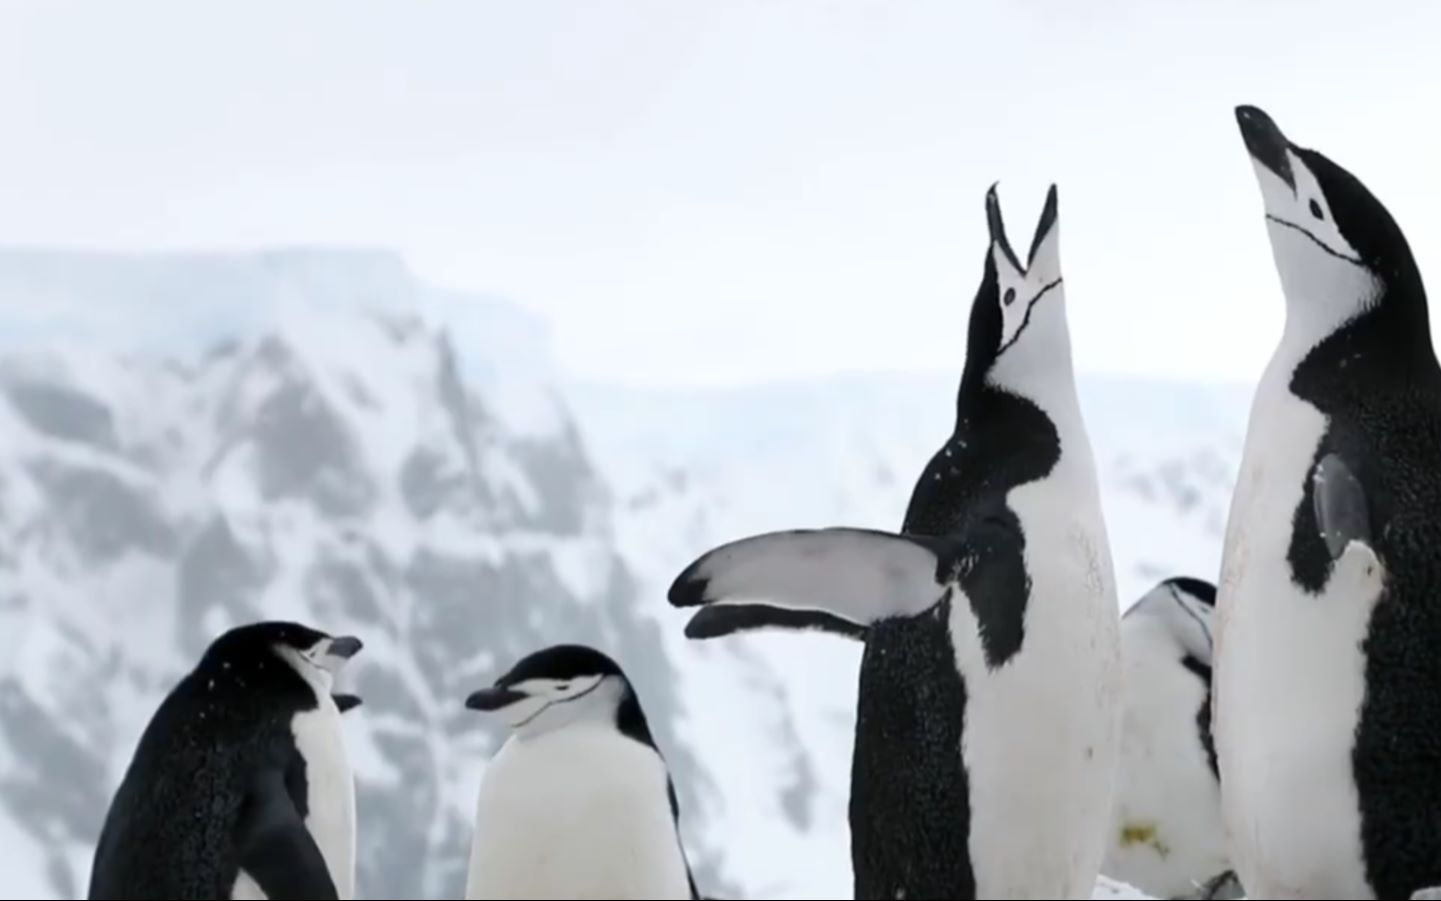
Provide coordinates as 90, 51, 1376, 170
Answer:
0, 249, 1250, 899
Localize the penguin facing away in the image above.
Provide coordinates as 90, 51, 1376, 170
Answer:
1102, 576, 1230, 899
1214, 104, 1441, 899
462, 643, 703, 901
87, 620, 364, 901
668, 185, 1123, 899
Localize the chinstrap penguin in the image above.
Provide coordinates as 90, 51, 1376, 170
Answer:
1215, 103, 1441, 899
462, 643, 703, 900
1102, 576, 1231, 899
87, 620, 364, 900
668, 184, 1122, 899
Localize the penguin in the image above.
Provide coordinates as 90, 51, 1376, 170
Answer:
1214, 103, 1441, 899
667, 184, 1123, 899
461, 643, 703, 900
87, 620, 364, 900
1102, 576, 1230, 899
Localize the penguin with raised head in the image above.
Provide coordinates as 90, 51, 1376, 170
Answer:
1103, 576, 1230, 899
667, 184, 1122, 899
462, 643, 703, 900
1215, 103, 1441, 899
87, 620, 364, 900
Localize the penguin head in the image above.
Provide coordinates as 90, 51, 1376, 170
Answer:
465, 644, 633, 737
205, 620, 364, 696
1123, 576, 1216, 672
1235, 104, 1423, 330
961, 183, 1072, 399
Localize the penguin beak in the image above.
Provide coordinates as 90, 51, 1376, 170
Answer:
333, 693, 362, 713
1235, 105, 1296, 192
465, 687, 529, 712
319, 635, 363, 674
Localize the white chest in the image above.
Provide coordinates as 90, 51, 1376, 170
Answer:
1102, 637, 1227, 898
464, 727, 692, 900
1215, 380, 1383, 898
231, 696, 357, 900
946, 470, 1123, 899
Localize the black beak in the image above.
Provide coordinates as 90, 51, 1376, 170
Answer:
465, 687, 528, 712
1235, 104, 1296, 191
333, 693, 362, 713
329, 636, 363, 660
1026, 183, 1059, 267
985, 183, 1025, 274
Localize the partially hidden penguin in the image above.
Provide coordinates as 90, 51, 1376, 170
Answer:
87, 620, 364, 900
1102, 576, 1232, 899
1215, 103, 1441, 900
462, 643, 705, 900
667, 184, 1123, 899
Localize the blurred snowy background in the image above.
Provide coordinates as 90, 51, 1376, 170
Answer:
0, 2, 1436, 898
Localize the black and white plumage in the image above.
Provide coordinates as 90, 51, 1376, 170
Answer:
462, 644, 702, 900
1215, 104, 1441, 899
87, 620, 364, 900
1102, 576, 1230, 898
669, 185, 1122, 899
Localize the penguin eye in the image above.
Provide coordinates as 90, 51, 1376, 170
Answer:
1309, 199, 1324, 220
1003, 287, 1016, 306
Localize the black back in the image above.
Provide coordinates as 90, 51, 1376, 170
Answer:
1269, 134, 1441, 897
849, 197, 1065, 899
1161, 576, 1219, 780
87, 622, 328, 899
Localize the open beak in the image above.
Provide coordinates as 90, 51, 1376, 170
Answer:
465, 686, 529, 712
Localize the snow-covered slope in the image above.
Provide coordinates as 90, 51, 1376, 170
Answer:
0, 251, 727, 899
0, 249, 1250, 899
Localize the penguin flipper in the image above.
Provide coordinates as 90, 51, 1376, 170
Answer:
332, 693, 362, 713
235, 767, 339, 900
669, 526, 957, 640
1312, 451, 1371, 560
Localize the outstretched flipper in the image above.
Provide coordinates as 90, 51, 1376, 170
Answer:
332, 693, 362, 713
1312, 452, 1371, 561
234, 766, 339, 899
669, 527, 960, 640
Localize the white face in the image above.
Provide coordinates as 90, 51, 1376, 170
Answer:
1249, 148, 1362, 267
469, 673, 619, 737
1124, 582, 1214, 667
985, 186, 1073, 399
992, 220, 1064, 356
1237, 106, 1381, 344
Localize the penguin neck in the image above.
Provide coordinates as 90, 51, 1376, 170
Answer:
1271, 223, 1436, 376
964, 301, 1084, 446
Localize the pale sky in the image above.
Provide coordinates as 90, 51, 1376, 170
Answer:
1, 0, 1437, 388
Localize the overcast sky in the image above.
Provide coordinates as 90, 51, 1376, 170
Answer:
1, 1, 1437, 388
